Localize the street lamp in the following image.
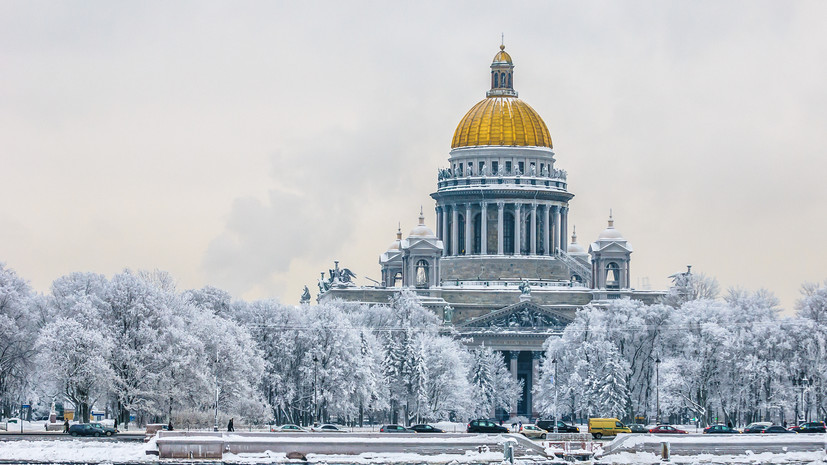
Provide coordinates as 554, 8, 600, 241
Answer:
312, 354, 318, 426
655, 356, 661, 425
552, 357, 558, 434
213, 375, 219, 432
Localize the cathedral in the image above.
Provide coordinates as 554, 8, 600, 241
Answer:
317, 45, 666, 419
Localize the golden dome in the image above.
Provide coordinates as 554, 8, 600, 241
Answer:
493, 44, 512, 64
451, 96, 552, 148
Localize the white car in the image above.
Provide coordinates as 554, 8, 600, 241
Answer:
311, 424, 346, 432
270, 424, 308, 432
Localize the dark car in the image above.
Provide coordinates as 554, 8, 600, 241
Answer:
762, 425, 796, 434
380, 424, 413, 433
536, 420, 579, 433
467, 419, 509, 434
648, 425, 688, 434
790, 422, 826, 433
68, 423, 110, 437
703, 424, 740, 434
742, 422, 772, 433
628, 424, 648, 433
410, 424, 445, 433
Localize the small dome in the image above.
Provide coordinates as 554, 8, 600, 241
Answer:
408, 208, 436, 238
387, 224, 403, 251
598, 211, 625, 240
567, 226, 587, 254
493, 44, 512, 64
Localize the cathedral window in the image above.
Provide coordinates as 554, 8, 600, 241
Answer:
504, 212, 515, 254
505, 161, 512, 174
458, 163, 463, 176
473, 213, 482, 254
393, 271, 403, 288
492, 161, 499, 174
606, 262, 620, 290
508, 72, 512, 88
415, 260, 429, 287
479, 161, 485, 174
518, 161, 525, 174
458, 214, 466, 255
494, 73, 499, 88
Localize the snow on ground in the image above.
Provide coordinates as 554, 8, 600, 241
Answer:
601, 450, 827, 464
613, 433, 827, 447
223, 450, 505, 464
0, 438, 156, 462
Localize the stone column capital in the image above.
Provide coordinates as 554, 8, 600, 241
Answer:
497, 201, 505, 209
532, 351, 544, 360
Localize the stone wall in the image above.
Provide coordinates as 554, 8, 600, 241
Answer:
440, 256, 570, 281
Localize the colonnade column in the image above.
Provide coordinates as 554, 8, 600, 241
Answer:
508, 351, 519, 418
441, 205, 449, 256
543, 205, 551, 256
451, 206, 459, 256
561, 206, 568, 252
531, 351, 543, 418
480, 202, 488, 255
514, 203, 522, 255
552, 206, 561, 254
435, 207, 442, 241
497, 202, 504, 255
530, 203, 537, 255
465, 204, 472, 255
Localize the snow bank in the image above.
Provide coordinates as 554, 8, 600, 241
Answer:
0, 439, 155, 462
601, 450, 827, 464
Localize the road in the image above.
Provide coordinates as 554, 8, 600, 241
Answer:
602, 433, 827, 456
0, 431, 145, 442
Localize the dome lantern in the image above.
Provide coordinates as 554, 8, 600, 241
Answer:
487, 44, 517, 98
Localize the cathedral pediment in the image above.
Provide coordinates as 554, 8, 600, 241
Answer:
457, 301, 572, 332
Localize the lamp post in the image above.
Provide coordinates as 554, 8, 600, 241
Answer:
552, 358, 558, 434
213, 375, 219, 432
655, 356, 661, 425
312, 354, 318, 426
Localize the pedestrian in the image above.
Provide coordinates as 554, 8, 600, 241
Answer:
63, 419, 69, 433
227, 418, 234, 432
727, 421, 733, 428
783, 420, 787, 428
168, 420, 174, 431
114, 417, 119, 431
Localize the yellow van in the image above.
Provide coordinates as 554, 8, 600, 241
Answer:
588, 418, 631, 439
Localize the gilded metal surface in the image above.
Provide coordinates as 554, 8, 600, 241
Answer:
451, 96, 552, 148
493, 50, 512, 64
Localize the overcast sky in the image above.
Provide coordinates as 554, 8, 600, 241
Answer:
2, 1, 825, 312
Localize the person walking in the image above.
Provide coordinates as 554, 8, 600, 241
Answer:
63, 419, 70, 433
227, 418, 234, 432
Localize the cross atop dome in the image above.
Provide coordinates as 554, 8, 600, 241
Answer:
488, 43, 517, 98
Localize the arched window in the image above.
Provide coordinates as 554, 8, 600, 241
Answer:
415, 260, 429, 287
458, 214, 466, 255
606, 262, 620, 290
473, 213, 482, 254
508, 72, 512, 88
504, 212, 515, 254
494, 73, 499, 88
393, 271, 403, 288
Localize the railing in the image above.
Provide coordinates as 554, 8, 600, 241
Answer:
441, 280, 589, 289
436, 175, 567, 191
554, 248, 593, 285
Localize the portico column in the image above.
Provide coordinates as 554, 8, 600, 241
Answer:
553, 206, 561, 254
451, 206, 459, 256
530, 203, 537, 255
480, 202, 488, 255
532, 351, 543, 418
497, 201, 504, 255
561, 206, 568, 252
508, 351, 519, 418
543, 205, 551, 256
441, 205, 449, 256
465, 204, 472, 255
435, 207, 442, 239
514, 203, 522, 255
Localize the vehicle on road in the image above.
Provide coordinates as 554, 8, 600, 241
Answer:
703, 424, 740, 434
311, 424, 346, 432
536, 419, 579, 433
467, 419, 509, 434
380, 424, 414, 433
648, 425, 688, 434
743, 422, 772, 433
68, 424, 110, 437
628, 423, 648, 433
588, 418, 631, 439
790, 422, 826, 433
270, 424, 308, 432
519, 424, 547, 439
89, 422, 118, 436
762, 425, 796, 434
410, 424, 445, 433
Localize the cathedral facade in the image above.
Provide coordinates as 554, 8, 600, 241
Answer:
318, 46, 665, 419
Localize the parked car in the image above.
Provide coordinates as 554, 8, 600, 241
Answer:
380, 424, 413, 433
648, 425, 688, 434
536, 419, 579, 433
89, 422, 118, 436
588, 418, 631, 439
410, 424, 445, 433
311, 424, 346, 432
467, 419, 509, 434
762, 425, 796, 434
703, 424, 740, 434
742, 422, 772, 433
270, 424, 308, 432
68, 423, 109, 437
519, 424, 547, 439
628, 424, 648, 433
790, 422, 826, 433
